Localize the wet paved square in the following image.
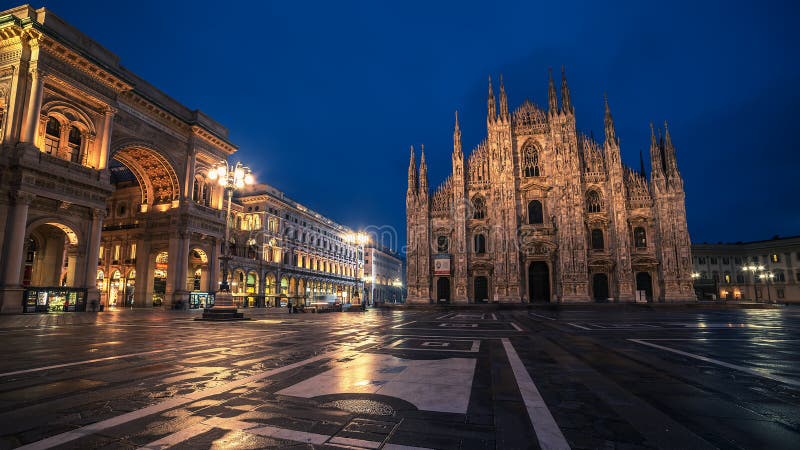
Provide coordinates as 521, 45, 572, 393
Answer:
0, 306, 799, 449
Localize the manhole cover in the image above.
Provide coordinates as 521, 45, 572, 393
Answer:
321, 399, 394, 416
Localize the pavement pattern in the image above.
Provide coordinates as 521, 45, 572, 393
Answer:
0, 306, 799, 449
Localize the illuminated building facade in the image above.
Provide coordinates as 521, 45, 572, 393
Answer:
692, 237, 800, 302
363, 246, 403, 305
406, 73, 695, 303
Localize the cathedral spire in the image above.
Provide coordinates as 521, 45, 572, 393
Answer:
487, 76, 497, 122
453, 110, 462, 156
603, 93, 617, 146
499, 74, 509, 120
407, 145, 417, 194
419, 144, 428, 198
663, 120, 681, 179
547, 68, 558, 113
561, 66, 572, 114
649, 122, 665, 180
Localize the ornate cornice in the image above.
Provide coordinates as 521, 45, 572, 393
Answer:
191, 125, 236, 155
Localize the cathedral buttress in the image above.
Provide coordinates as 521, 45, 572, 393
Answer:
452, 112, 469, 302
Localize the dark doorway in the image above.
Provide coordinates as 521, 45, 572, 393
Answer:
635, 272, 653, 302
592, 273, 609, 302
436, 278, 450, 303
528, 262, 550, 302
474, 276, 489, 303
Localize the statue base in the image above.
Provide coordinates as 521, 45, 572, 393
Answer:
196, 291, 249, 321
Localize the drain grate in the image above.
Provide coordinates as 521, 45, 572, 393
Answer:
321, 399, 394, 416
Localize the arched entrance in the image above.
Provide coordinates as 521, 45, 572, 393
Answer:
109, 270, 122, 307
592, 273, 609, 303
636, 272, 653, 302
124, 270, 136, 307
23, 222, 80, 287
188, 249, 208, 291
436, 278, 450, 303
474, 276, 489, 303
528, 262, 550, 302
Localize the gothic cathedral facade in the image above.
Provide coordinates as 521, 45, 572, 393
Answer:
406, 71, 695, 303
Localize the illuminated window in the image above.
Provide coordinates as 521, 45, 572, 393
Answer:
130, 243, 136, 259
99, 245, 104, 260
114, 245, 120, 262
586, 190, 602, 213
724, 272, 731, 284
771, 254, 780, 263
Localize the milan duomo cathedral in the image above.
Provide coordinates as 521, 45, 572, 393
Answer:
405, 70, 695, 303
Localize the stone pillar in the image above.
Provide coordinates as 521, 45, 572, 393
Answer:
22, 67, 44, 144
83, 208, 105, 306
3, 62, 28, 144
208, 238, 220, 294
96, 108, 115, 169
0, 191, 34, 313
133, 237, 151, 308
172, 232, 191, 309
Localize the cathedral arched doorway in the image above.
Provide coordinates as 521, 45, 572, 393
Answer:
436, 278, 450, 303
474, 276, 489, 303
592, 273, 609, 302
636, 272, 653, 302
528, 262, 550, 302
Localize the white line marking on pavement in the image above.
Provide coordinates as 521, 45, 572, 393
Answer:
502, 338, 570, 450
629, 339, 800, 388
529, 313, 556, 321
511, 322, 523, 331
567, 322, 591, 330
392, 321, 417, 329
491, 313, 498, 321
0, 343, 211, 378
140, 415, 432, 449
435, 313, 452, 320
18, 350, 345, 450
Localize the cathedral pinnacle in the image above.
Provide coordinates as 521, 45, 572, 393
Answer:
547, 68, 558, 113
603, 93, 617, 146
649, 122, 665, 179
561, 66, 572, 113
499, 74, 509, 120
487, 76, 497, 122
419, 144, 428, 197
407, 145, 417, 193
453, 110, 462, 156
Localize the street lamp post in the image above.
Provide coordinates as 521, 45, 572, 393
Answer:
198, 161, 254, 320
742, 264, 774, 303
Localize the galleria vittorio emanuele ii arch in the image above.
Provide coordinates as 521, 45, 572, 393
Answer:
0, 5, 236, 313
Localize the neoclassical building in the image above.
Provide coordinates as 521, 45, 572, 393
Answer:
0, 5, 361, 314
406, 72, 695, 303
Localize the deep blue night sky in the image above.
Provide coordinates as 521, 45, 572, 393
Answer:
40, 0, 799, 249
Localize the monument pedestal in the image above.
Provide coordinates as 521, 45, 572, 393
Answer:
196, 291, 249, 321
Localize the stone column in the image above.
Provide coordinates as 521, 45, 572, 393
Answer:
0, 191, 35, 313
96, 108, 115, 169
83, 208, 105, 306
133, 237, 151, 308
208, 237, 219, 294
172, 232, 191, 309
22, 67, 44, 144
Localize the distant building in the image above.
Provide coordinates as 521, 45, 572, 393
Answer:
406, 73, 694, 303
692, 236, 800, 302
363, 246, 403, 305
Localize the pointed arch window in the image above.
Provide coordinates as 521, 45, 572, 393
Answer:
591, 229, 604, 250
67, 126, 82, 163
472, 196, 486, 219
523, 143, 541, 177
474, 234, 486, 254
527, 200, 543, 224
586, 190, 602, 213
634, 226, 647, 248
44, 117, 60, 155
